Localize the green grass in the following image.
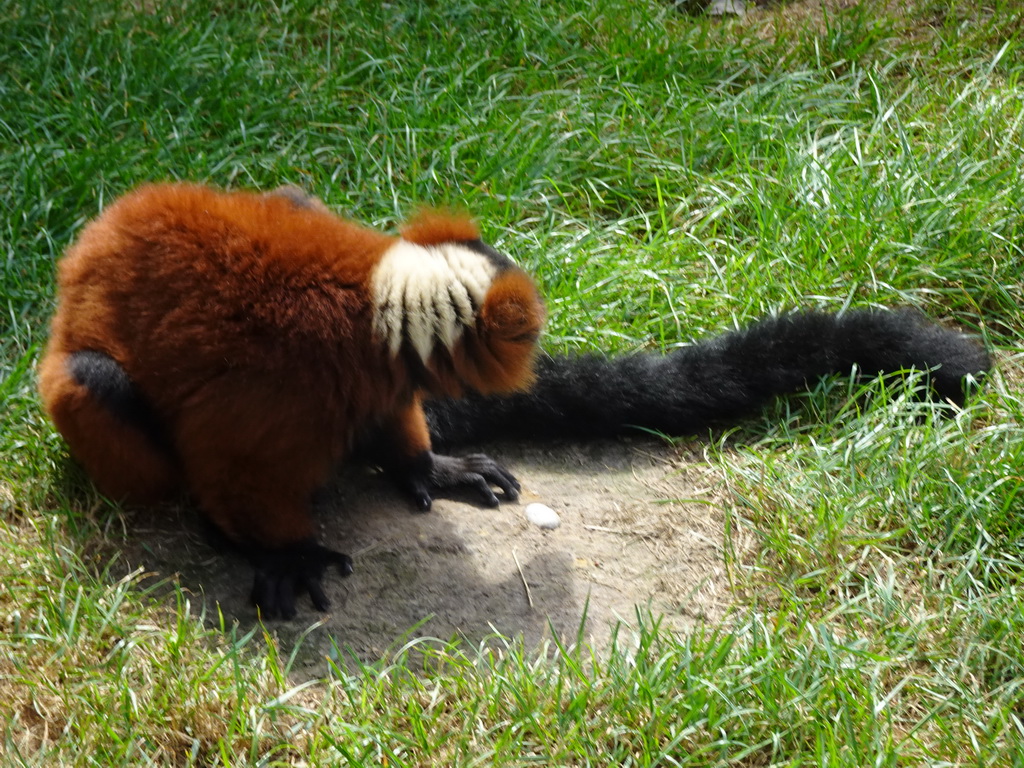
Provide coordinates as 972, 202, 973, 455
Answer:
3, 0, 1024, 763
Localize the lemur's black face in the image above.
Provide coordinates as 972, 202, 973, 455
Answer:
458, 238, 516, 273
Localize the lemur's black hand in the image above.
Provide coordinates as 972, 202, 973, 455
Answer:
247, 539, 353, 620
398, 451, 520, 511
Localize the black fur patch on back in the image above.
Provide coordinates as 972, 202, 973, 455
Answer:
67, 350, 175, 457
459, 238, 515, 273
267, 185, 318, 209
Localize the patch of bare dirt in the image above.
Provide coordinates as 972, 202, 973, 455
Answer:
117, 439, 743, 678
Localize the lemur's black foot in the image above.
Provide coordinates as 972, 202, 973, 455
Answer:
397, 450, 521, 511
246, 538, 353, 620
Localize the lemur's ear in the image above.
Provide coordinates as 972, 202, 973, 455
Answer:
400, 209, 480, 246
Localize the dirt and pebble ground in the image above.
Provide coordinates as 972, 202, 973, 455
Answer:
117, 438, 740, 678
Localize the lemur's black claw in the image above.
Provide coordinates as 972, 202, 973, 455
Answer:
247, 539, 353, 620
398, 450, 520, 510
410, 485, 434, 512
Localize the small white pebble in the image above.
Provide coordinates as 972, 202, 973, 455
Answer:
525, 502, 561, 530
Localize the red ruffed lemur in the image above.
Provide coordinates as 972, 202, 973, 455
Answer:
39, 183, 992, 618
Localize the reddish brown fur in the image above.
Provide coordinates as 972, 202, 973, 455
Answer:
38, 351, 180, 502
400, 209, 480, 246
449, 271, 545, 394
39, 183, 544, 551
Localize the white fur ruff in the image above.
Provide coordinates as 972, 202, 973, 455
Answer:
371, 240, 498, 361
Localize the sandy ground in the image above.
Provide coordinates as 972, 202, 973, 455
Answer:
117, 438, 738, 678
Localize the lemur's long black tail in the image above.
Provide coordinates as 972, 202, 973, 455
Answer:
424, 309, 991, 448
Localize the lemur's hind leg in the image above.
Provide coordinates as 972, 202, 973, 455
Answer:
172, 374, 354, 619
37, 349, 180, 502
